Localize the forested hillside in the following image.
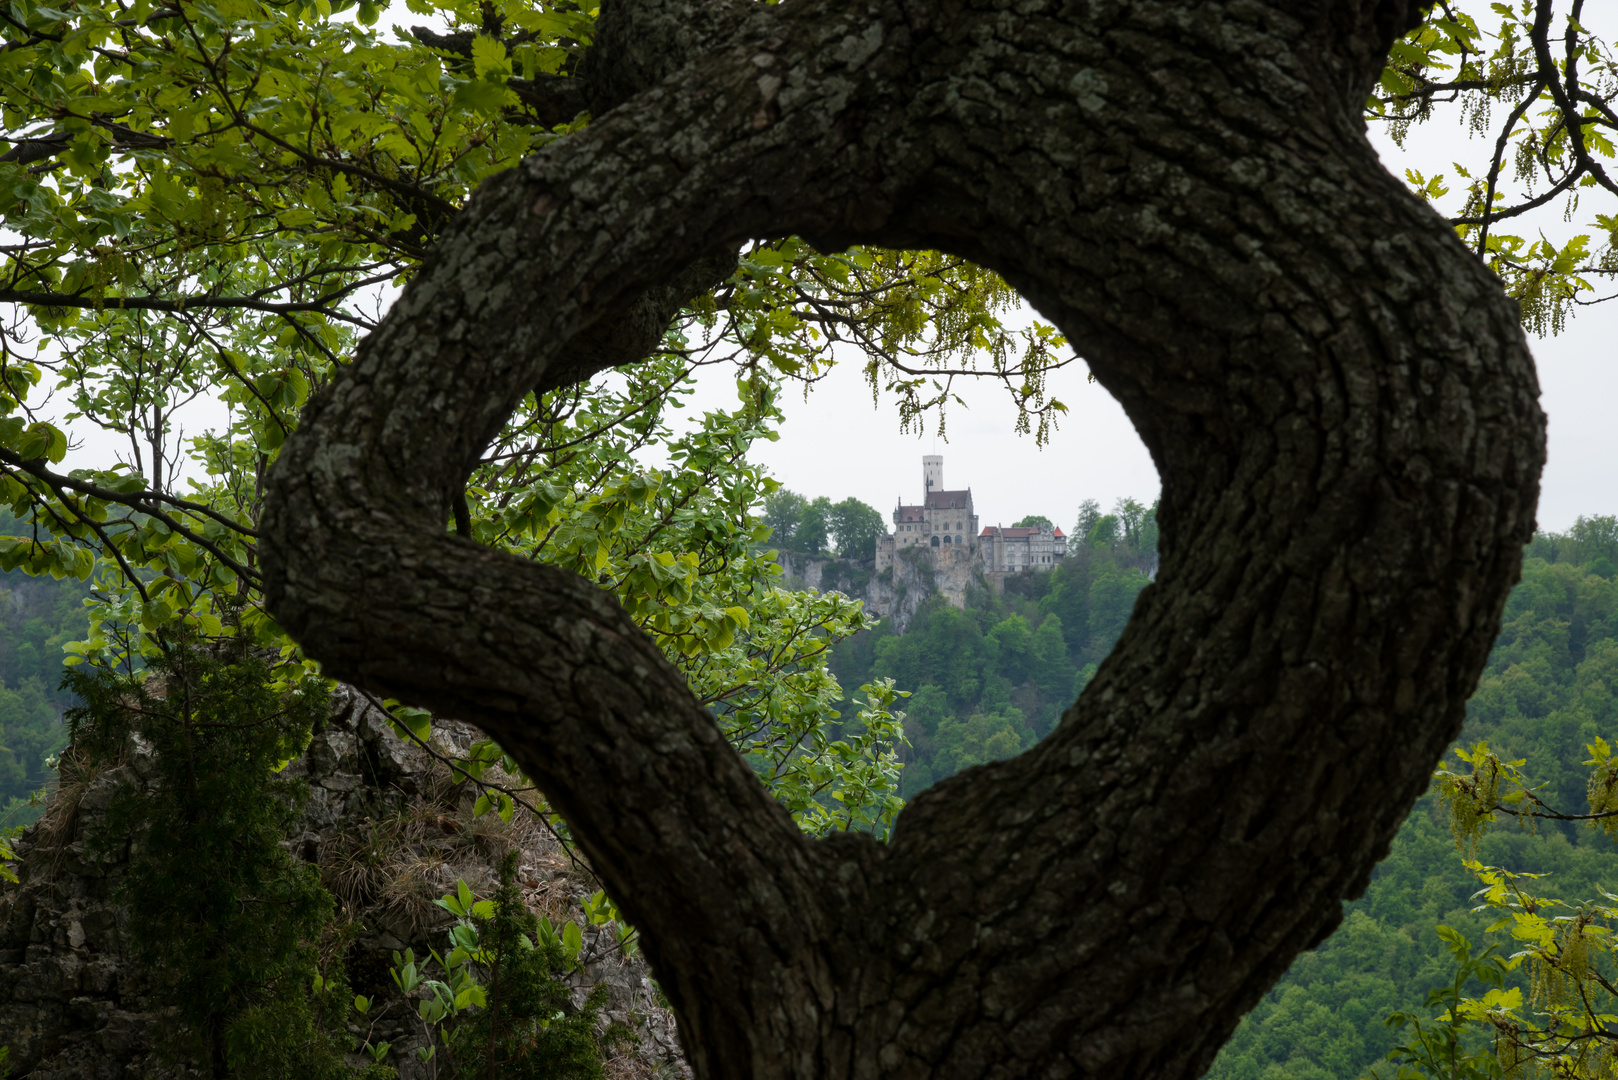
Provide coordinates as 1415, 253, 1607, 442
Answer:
0, 551, 89, 827
826, 497, 1159, 793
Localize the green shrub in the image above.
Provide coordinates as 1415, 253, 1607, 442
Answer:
444, 852, 625, 1079
65, 646, 388, 1079
389, 850, 628, 1078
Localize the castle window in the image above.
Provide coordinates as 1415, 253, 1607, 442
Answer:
943, 535, 951, 544
930, 536, 940, 548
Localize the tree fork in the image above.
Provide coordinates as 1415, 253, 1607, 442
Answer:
261, 1, 1545, 1078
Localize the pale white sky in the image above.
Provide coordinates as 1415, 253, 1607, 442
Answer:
674, 353, 1151, 535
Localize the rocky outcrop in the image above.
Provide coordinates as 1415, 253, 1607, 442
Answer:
0, 687, 686, 1080
776, 544, 985, 634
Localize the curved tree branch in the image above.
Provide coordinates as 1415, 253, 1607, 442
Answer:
0, 289, 375, 326
262, 1, 1544, 1079
0, 447, 261, 584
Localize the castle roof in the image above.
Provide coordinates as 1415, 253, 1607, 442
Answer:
924, 490, 972, 510
981, 526, 1067, 539
895, 505, 926, 522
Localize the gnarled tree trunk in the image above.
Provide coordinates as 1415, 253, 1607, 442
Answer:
259, 1, 1546, 1077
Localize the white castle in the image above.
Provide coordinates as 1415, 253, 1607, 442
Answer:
875, 456, 1067, 575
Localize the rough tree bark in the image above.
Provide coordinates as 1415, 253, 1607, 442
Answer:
259, 0, 1546, 1077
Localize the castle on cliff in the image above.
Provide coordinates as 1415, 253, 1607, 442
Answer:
875, 456, 1067, 577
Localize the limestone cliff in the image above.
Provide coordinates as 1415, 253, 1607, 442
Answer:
774, 543, 986, 634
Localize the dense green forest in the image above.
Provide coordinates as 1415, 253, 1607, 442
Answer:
762, 489, 889, 560
0, 553, 89, 827
819, 506, 1618, 1080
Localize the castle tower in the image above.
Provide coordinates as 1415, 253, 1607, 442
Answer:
923, 454, 943, 493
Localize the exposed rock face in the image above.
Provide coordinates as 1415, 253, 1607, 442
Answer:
0, 686, 687, 1079
776, 544, 982, 634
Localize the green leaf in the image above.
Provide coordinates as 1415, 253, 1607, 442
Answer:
389, 704, 433, 743
471, 34, 509, 80
452, 76, 512, 115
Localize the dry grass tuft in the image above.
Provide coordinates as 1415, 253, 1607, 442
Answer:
604, 1049, 685, 1080
323, 849, 388, 910
36, 742, 123, 855
381, 855, 455, 937
320, 817, 407, 909
464, 809, 525, 863
416, 760, 466, 812
604, 1050, 656, 1080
